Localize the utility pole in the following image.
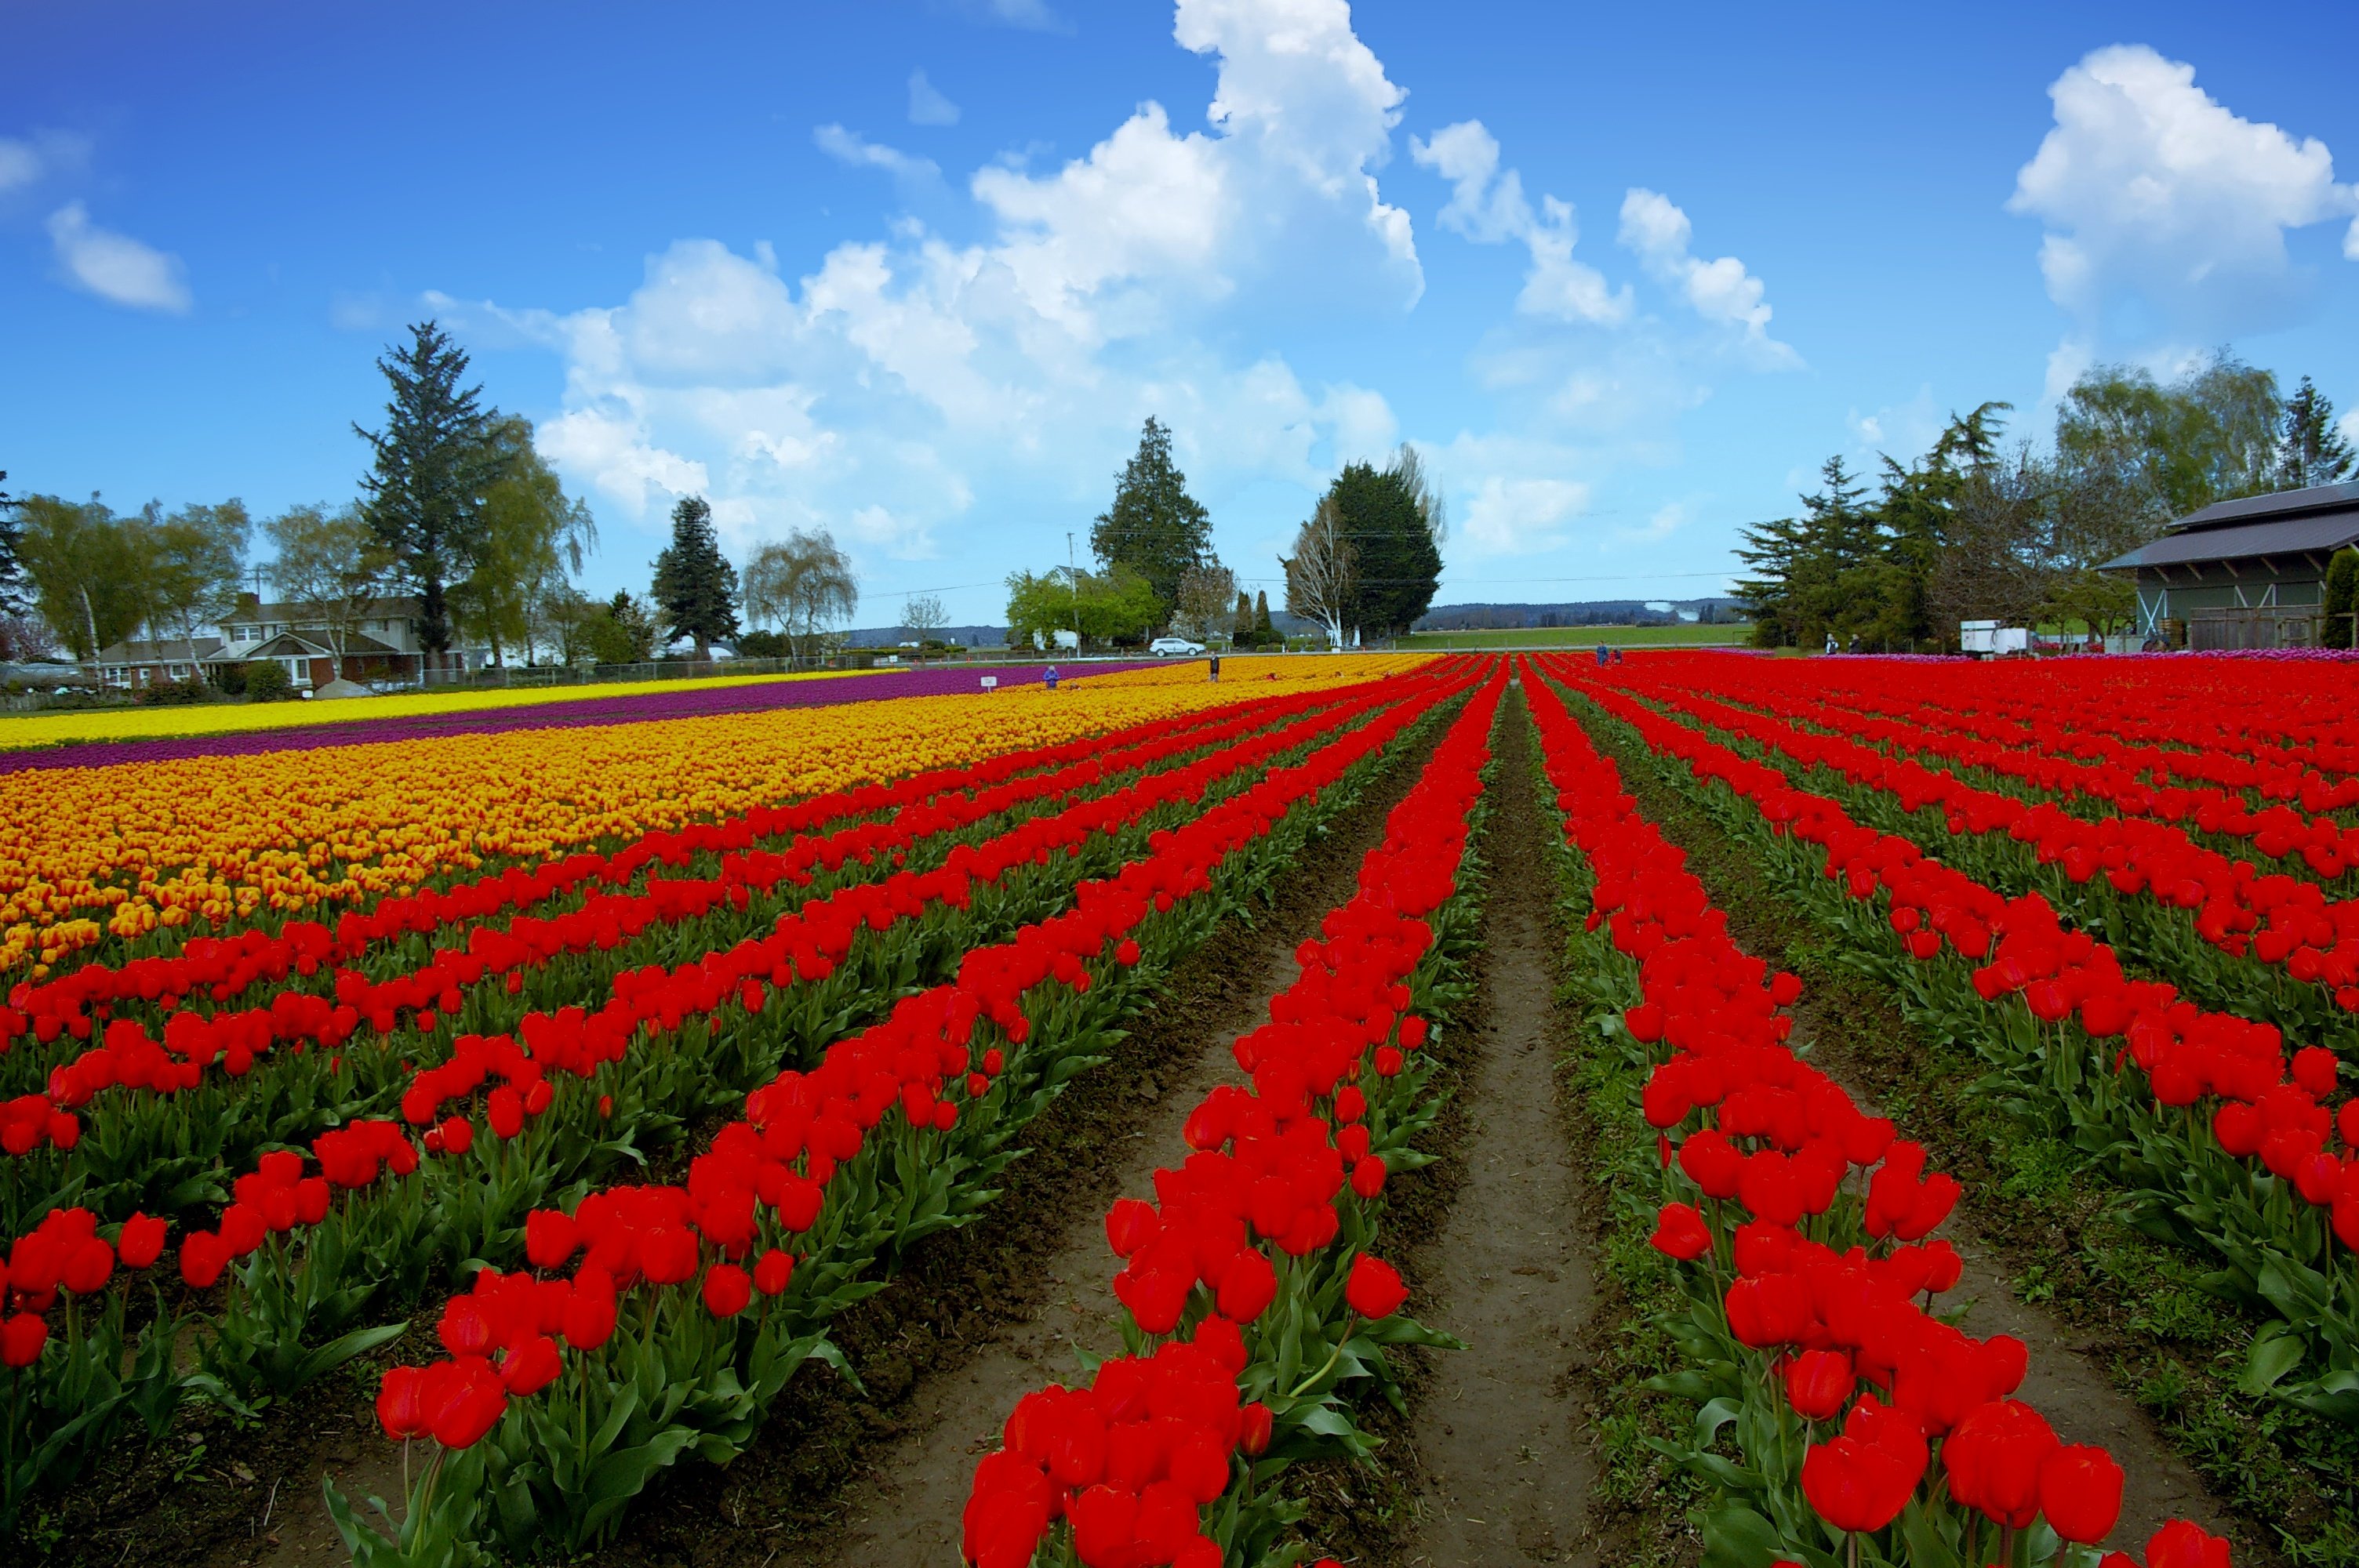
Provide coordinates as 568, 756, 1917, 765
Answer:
1067, 531, 1081, 651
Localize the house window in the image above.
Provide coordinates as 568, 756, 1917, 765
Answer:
168, 664, 187, 679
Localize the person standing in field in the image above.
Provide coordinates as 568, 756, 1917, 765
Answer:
1208, 654, 1220, 683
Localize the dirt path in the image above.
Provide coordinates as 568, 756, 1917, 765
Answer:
1579, 704, 2241, 1558
1398, 687, 1601, 1568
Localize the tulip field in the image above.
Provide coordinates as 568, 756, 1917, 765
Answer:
2, 648, 2353, 1568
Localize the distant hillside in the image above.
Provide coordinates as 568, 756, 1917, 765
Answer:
842, 625, 1009, 649
1414, 598, 1743, 632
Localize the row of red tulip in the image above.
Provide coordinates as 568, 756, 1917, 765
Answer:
1544, 659, 2359, 1434
5, 683, 1367, 1052
1519, 659, 2230, 1568
8, 685, 1361, 1113
1600, 668, 2359, 1020
328, 670, 1486, 1563
0, 679, 1416, 1255
0, 670, 1472, 1534
1717, 677, 2359, 881
960, 667, 1507, 1568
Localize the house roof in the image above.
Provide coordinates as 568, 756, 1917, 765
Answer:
2099, 481, 2359, 572
93, 637, 227, 665
222, 595, 423, 625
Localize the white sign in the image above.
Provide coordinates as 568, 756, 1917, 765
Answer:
980, 675, 998, 690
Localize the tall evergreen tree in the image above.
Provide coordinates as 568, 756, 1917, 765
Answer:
1253, 590, 1274, 644
1230, 590, 1255, 648
1091, 417, 1212, 612
2278, 376, 2355, 491
0, 470, 26, 620
650, 495, 740, 659
354, 321, 502, 667
1326, 459, 1441, 636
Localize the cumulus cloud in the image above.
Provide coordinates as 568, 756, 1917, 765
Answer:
2009, 43, 2359, 341
1410, 119, 1629, 324
45, 201, 191, 312
813, 124, 941, 187
464, 0, 1419, 602
1461, 475, 1590, 554
1617, 188, 1792, 360
907, 71, 961, 127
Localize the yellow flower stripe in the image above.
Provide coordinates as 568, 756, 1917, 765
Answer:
0, 668, 878, 751
0, 653, 1436, 977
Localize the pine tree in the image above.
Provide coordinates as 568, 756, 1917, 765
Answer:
650, 495, 740, 659
0, 470, 26, 619
1091, 417, 1212, 612
354, 321, 503, 667
1326, 459, 1441, 636
2278, 376, 2355, 491
1253, 590, 1274, 644
1230, 590, 1254, 648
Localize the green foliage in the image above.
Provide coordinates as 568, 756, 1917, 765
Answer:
2058, 352, 2281, 520
450, 417, 597, 666
581, 592, 660, 666
1005, 561, 1161, 648
1090, 416, 1210, 612
743, 528, 858, 665
2280, 376, 2356, 491
243, 660, 294, 702
2324, 548, 2359, 650
1254, 589, 1274, 644
355, 321, 504, 658
0, 467, 26, 620
266, 503, 401, 682
133, 676, 209, 706
16, 494, 146, 659
1326, 456, 1442, 637
649, 495, 740, 657
732, 627, 788, 659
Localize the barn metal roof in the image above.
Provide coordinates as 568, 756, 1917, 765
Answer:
2099, 481, 2359, 572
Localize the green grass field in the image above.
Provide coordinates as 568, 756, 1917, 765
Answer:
1401, 622, 1750, 650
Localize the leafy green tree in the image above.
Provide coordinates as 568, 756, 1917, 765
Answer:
1323, 457, 1441, 637
1005, 563, 1160, 648
2057, 352, 2280, 524
743, 529, 857, 665
266, 503, 400, 683
2324, 548, 2359, 650
136, 499, 250, 669
583, 592, 660, 666
2277, 376, 2354, 491
1091, 417, 1211, 613
452, 418, 598, 667
18, 494, 144, 659
355, 321, 503, 669
650, 495, 740, 659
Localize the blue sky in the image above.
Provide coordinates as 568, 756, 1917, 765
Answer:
5, 0, 2357, 626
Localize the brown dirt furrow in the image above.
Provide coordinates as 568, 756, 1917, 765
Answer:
1400, 684, 1601, 1568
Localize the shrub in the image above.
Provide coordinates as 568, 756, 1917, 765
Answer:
133, 677, 209, 706
244, 661, 295, 702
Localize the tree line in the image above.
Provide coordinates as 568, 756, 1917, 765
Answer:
1005, 417, 1446, 652
1736, 358, 2354, 651
0, 321, 865, 686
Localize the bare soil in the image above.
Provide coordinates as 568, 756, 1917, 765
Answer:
1398, 688, 1601, 1568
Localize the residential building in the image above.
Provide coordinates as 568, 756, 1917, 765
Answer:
89, 595, 490, 690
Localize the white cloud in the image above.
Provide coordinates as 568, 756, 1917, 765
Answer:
2341, 410, 2359, 450
908, 71, 961, 127
1410, 118, 1629, 324
45, 201, 191, 313
814, 124, 941, 187
1626, 501, 1684, 542
961, 0, 1061, 29
461, 0, 1426, 602
1617, 188, 1792, 360
0, 129, 89, 194
1462, 475, 1590, 554
2009, 43, 2359, 342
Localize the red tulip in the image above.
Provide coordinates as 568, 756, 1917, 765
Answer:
376, 1365, 429, 1439
1649, 1202, 1712, 1261
753, 1249, 795, 1296
1344, 1254, 1408, 1319
499, 1334, 564, 1396
1, 1314, 48, 1368
702, 1263, 753, 1319
1216, 1250, 1278, 1323
1105, 1198, 1158, 1258
1238, 1401, 1273, 1455
179, 1230, 231, 1290
427, 1359, 508, 1448
524, 1210, 579, 1270
117, 1213, 168, 1270
2144, 1520, 2233, 1568
1784, 1349, 1855, 1421
2039, 1443, 2125, 1544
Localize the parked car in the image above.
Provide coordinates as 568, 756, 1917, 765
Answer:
1148, 637, 1207, 657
